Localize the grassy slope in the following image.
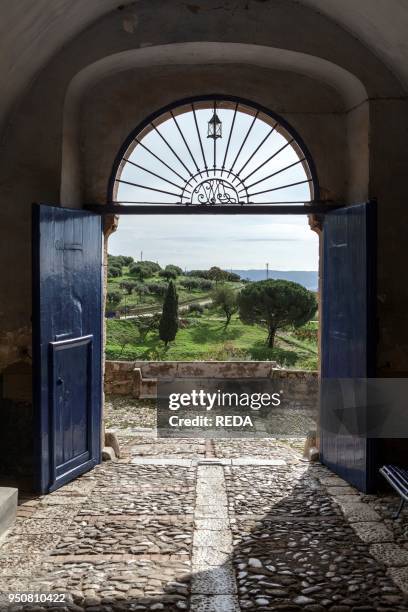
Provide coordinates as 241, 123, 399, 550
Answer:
106, 312, 318, 369
108, 269, 240, 311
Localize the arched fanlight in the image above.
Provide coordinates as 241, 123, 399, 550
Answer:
112, 97, 318, 206
207, 111, 222, 140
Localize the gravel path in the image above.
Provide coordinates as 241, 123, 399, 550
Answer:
0, 400, 406, 611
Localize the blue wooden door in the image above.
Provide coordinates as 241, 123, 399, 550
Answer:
32, 204, 103, 494
321, 201, 377, 492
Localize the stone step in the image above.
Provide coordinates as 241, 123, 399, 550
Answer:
0, 487, 18, 538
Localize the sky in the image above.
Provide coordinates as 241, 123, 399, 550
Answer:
108, 103, 318, 271
109, 215, 318, 270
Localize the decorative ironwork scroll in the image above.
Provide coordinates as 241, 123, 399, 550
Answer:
191, 178, 239, 205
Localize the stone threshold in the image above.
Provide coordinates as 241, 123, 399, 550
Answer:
130, 457, 287, 466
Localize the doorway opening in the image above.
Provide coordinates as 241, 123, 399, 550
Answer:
31, 96, 376, 495
104, 96, 321, 451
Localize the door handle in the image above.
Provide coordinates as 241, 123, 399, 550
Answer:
57, 377, 64, 386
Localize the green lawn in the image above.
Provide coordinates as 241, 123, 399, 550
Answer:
106, 312, 318, 369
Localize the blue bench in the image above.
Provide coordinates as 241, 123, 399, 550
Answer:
379, 465, 408, 519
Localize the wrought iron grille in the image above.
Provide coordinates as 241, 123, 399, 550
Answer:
110, 97, 318, 207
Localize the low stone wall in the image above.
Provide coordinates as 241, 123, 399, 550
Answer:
124, 360, 278, 379
105, 361, 318, 412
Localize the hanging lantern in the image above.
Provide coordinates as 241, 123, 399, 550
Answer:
207, 112, 222, 139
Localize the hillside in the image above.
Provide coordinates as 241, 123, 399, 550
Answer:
232, 270, 318, 291
106, 256, 319, 368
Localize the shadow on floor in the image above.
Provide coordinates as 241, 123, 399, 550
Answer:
2, 460, 407, 611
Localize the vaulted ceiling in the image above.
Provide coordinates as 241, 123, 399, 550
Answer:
0, 0, 407, 129
301, 0, 408, 88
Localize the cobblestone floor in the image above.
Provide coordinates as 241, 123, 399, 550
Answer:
0, 399, 406, 611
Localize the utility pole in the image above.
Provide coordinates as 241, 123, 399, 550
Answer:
266, 263, 269, 280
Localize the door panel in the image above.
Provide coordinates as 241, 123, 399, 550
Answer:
50, 336, 93, 483
33, 204, 102, 494
321, 201, 377, 492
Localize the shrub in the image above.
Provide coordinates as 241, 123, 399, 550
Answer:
188, 303, 204, 314
186, 269, 210, 279
106, 288, 122, 313
159, 269, 177, 280
120, 280, 138, 295
200, 280, 214, 290
165, 264, 183, 276
180, 278, 214, 291
187, 268, 240, 283
146, 281, 167, 296
108, 266, 122, 278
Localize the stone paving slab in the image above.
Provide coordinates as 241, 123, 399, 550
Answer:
326, 485, 359, 496
213, 439, 301, 461
11, 517, 76, 535
0, 554, 45, 577
370, 542, 408, 567
0, 533, 61, 556
335, 500, 382, 522
192, 464, 238, 610
196, 493, 228, 508
30, 505, 79, 520
387, 566, 408, 594
231, 457, 286, 466
351, 520, 394, 544
196, 482, 226, 495
191, 566, 237, 595
197, 459, 232, 465
36, 495, 89, 506
318, 475, 353, 487
193, 529, 232, 551
193, 546, 231, 569
195, 505, 229, 519
131, 457, 194, 466
194, 518, 230, 531
197, 465, 224, 479
130, 457, 294, 466
190, 593, 240, 611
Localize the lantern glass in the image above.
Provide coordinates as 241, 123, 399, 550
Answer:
207, 112, 222, 139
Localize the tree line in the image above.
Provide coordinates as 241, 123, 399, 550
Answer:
107, 255, 242, 312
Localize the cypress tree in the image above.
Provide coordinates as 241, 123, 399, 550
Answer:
159, 280, 179, 346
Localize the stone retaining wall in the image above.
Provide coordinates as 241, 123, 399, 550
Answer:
105, 361, 318, 411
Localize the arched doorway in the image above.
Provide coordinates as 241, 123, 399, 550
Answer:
33, 96, 377, 494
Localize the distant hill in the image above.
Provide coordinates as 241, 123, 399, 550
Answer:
233, 270, 318, 291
